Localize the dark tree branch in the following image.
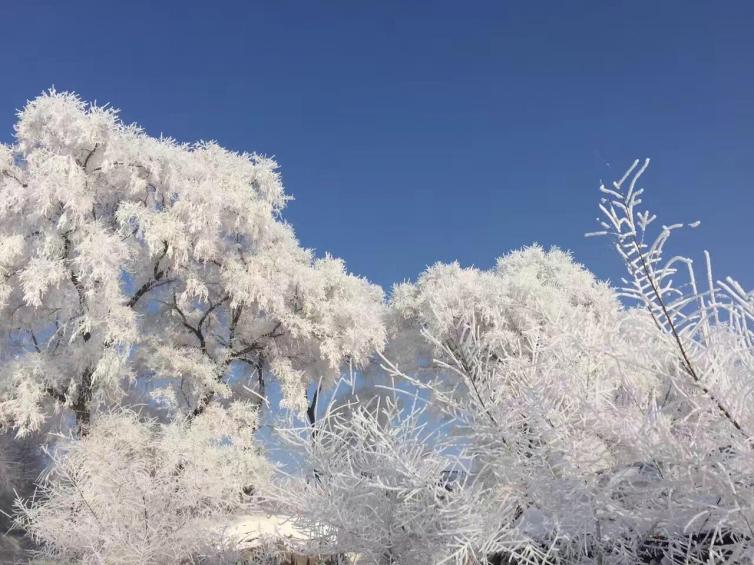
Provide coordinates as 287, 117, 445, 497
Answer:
80, 144, 99, 171
126, 242, 173, 308
306, 385, 320, 428
30, 330, 41, 353
44, 387, 67, 405
1, 169, 27, 187
61, 231, 91, 342
127, 277, 176, 308
228, 322, 284, 361
171, 294, 206, 352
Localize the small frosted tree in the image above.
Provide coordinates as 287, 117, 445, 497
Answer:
382, 246, 641, 562
0, 90, 386, 438
17, 404, 271, 564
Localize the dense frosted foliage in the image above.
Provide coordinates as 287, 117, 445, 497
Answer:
0, 91, 385, 563
0, 90, 386, 438
18, 406, 270, 564
277, 180, 754, 562
2, 93, 754, 564
273, 397, 480, 564
292, 249, 645, 563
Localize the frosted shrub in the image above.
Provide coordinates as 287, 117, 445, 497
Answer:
273, 396, 486, 565
17, 404, 270, 564
379, 247, 642, 562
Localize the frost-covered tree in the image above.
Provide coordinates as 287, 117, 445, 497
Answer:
582, 159, 754, 563
353, 164, 754, 563
0, 90, 386, 437
380, 246, 640, 562
0, 90, 387, 563
17, 404, 270, 564
267, 247, 630, 564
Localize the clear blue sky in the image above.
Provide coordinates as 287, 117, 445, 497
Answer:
1, 1, 752, 292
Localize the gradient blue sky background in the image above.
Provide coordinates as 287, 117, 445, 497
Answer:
1, 1, 752, 293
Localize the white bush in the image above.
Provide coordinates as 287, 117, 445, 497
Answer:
17, 405, 270, 564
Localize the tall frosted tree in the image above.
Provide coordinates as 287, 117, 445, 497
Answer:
0, 91, 387, 564
0, 90, 386, 438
